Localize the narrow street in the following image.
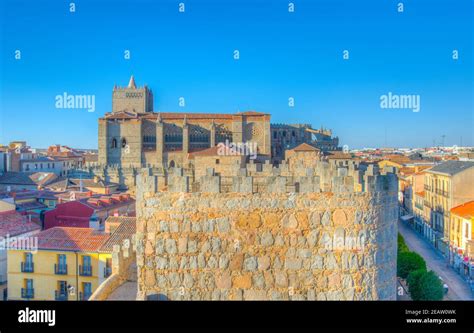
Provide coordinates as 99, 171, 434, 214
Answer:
398, 219, 473, 300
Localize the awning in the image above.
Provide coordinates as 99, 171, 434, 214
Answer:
400, 214, 414, 221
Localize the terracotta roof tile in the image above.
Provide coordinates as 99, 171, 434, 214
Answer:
451, 201, 474, 220
291, 143, 320, 152
0, 210, 41, 238
33, 227, 110, 252
100, 217, 136, 253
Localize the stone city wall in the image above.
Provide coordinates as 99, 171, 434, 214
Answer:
135, 173, 398, 300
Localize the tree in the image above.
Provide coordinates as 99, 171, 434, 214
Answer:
397, 251, 427, 279
398, 233, 410, 253
407, 269, 425, 300
408, 270, 444, 301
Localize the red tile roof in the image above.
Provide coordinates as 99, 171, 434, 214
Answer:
188, 145, 245, 159
34, 227, 110, 252
451, 201, 474, 220
236, 111, 268, 116
0, 210, 41, 238
291, 143, 320, 152
325, 151, 353, 159
100, 217, 136, 253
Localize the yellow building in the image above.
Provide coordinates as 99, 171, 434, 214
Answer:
423, 161, 474, 255
450, 201, 474, 277
8, 227, 112, 301
450, 201, 474, 255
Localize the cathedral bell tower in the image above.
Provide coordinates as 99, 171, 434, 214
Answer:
112, 75, 154, 113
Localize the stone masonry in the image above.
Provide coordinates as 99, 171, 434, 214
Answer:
134, 161, 398, 300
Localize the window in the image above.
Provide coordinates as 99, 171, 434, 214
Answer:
80, 255, 92, 276
111, 138, 117, 148
216, 159, 220, 164
82, 282, 92, 300
55, 254, 67, 274
22, 278, 34, 299
56, 281, 68, 300
25, 252, 33, 264
121, 138, 127, 148
25, 279, 33, 290
22, 252, 34, 272
83, 256, 91, 267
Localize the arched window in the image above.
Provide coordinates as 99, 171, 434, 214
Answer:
169, 160, 175, 168
121, 138, 127, 148
111, 138, 117, 148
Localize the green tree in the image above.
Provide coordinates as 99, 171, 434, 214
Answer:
397, 251, 427, 279
408, 270, 444, 301
398, 233, 409, 253
407, 269, 425, 300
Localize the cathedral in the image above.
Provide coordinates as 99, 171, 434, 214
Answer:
98, 76, 339, 168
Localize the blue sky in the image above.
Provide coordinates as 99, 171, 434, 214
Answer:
0, 0, 472, 149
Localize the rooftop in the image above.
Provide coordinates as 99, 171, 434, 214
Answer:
451, 201, 474, 220
427, 160, 474, 176
0, 210, 41, 238
33, 227, 110, 252
100, 216, 136, 253
0, 172, 58, 187
188, 145, 246, 159
291, 143, 320, 152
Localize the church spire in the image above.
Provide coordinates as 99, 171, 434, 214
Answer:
128, 75, 136, 89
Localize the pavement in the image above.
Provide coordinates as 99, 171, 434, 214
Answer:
398, 219, 474, 300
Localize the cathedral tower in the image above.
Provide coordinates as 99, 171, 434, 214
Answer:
112, 75, 154, 113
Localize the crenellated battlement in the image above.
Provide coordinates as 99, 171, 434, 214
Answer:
134, 160, 398, 196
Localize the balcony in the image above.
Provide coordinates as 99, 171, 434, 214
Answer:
21, 288, 34, 299
55, 290, 68, 301
54, 264, 68, 275
21, 262, 34, 273
104, 266, 112, 278
79, 265, 92, 277
79, 292, 92, 301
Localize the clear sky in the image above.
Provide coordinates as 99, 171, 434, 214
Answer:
0, 0, 473, 149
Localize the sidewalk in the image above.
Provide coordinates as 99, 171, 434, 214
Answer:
398, 219, 473, 300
